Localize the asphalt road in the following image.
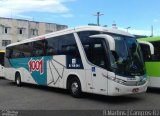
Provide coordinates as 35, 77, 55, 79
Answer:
0, 78, 160, 110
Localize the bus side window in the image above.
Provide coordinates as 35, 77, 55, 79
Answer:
22, 43, 33, 57
82, 44, 92, 61
78, 31, 110, 69
46, 48, 57, 55
151, 42, 160, 61
11, 45, 23, 58
90, 38, 108, 69
58, 34, 81, 58
46, 38, 58, 56
6, 48, 12, 58
139, 44, 152, 61
32, 40, 45, 57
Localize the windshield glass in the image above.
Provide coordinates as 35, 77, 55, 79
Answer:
110, 35, 145, 76
77, 30, 145, 76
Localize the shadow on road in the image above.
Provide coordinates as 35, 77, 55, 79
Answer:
147, 87, 160, 94
83, 93, 143, 104
0, 77, 5, 80
7, 81, 143, 104
8, 81, 70, 95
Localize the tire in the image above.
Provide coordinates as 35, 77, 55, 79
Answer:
15, 73, 22, 86
69, 78, 82, 98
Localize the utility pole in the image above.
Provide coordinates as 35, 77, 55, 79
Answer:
93, 12, 104, 26
151, 25, 153, 37
126, 27, 131, 32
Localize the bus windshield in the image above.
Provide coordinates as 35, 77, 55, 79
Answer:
77, 31, 145, 77
110, 35, 145, 76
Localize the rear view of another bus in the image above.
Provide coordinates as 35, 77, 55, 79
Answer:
0, 50, 5, 77
139, 36, 160, 88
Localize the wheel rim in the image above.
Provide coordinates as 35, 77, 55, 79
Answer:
71, 82, 79, 94
16, 77, 20, 85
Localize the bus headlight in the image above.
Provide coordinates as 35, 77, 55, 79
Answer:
114, 78, 126, 85
108, 76, 126, 85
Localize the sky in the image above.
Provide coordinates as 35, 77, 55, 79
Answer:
0, 0, 160, 36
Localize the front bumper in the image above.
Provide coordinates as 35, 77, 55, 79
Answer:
107, 79, 148, 96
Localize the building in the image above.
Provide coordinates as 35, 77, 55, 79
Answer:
0, 17, 67, 50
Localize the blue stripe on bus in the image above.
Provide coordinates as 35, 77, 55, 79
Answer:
9, 56, 84, 85
9, 56, 52, 85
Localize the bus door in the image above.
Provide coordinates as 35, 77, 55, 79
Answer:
89, 38, 108, 94
90, 34, 115, 94
80, 36, 108, 94
88, 35, 115, 94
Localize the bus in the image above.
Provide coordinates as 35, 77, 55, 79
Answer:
0, 50, 5, 77
138, 40, 154, 62
5, 26, 148, 97
138, 36, 160, 88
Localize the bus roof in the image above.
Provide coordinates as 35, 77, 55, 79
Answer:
6, 26, 134, 48
139, 36, 160, 42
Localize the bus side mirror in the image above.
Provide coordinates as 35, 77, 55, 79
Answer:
90, 34, 115, 51
138, 41, 154, 55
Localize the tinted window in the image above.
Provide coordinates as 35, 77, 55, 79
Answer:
6, 40, 45, 58
58, 34, 80, 58
46, 38, 59, 55
11, 45, 24, 58
78, 31, 100, 61
90, 38, 108, 69
32, 40, 45, 57
151, 42, 160, 61
46, 34, 80, 58
6, 47, 12, 58
7, 34, 80, 59
78, 31, 109, 69
22, 43, 33, 57
7, 45, 26, 58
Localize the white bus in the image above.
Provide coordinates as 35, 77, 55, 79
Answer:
5, 26, 148, 97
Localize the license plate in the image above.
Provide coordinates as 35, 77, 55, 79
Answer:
132, 88, 139, 93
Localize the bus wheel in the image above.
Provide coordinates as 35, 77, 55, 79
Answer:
70, 78, 82, 98
15, 73, 22, 86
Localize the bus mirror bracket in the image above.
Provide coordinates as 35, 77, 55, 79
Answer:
90, 34, 115, 51
138, 41, 154, 55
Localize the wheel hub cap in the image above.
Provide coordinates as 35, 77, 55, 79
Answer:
71, 82, 78, 94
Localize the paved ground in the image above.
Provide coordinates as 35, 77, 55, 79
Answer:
0, 78, 160, 110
